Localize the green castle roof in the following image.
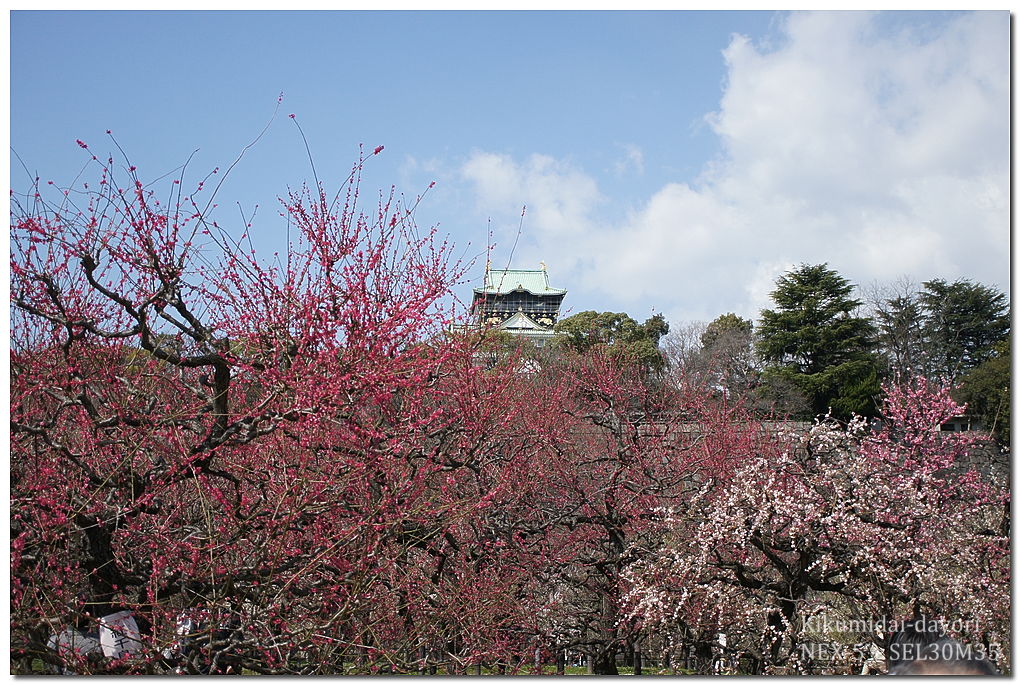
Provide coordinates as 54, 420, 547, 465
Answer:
473, 268, 567, 296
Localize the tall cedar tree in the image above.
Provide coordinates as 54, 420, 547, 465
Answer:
918, 278, 1010, 382
757, 264, 881, 419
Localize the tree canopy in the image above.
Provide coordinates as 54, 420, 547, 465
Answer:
757, 264, 881, 418
918, 278, 1010, 381
554, 310, 669, 371
692, 313, 757, 400
955, 338, 1010, 445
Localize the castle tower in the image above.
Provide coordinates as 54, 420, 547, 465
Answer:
471, 263, 567, 347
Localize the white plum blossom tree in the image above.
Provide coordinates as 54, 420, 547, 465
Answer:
623, 379, 1009, 675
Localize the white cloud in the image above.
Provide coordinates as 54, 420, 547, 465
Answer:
459, 11, 1008, 325
614, 144, 645, 177
460, 151, 602, 273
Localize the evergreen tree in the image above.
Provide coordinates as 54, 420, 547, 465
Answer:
757, 264, 881, 419
955, 338, 1011, 445
918, 278, 1010, 381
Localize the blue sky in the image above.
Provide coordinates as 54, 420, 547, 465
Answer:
11, 10, 1010, 331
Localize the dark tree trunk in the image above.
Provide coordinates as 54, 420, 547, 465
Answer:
593, 648, 619, 675
694, 640, 714, 674
764, 597, 799, 670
